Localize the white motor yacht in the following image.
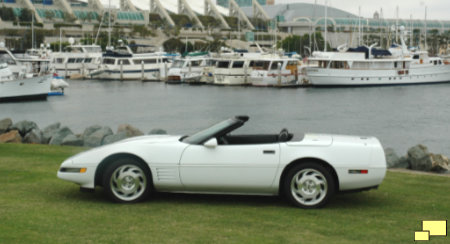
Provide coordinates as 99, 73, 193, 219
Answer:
167, 52, 215, 84
52, 44, 103, 79
89, 45, 171, 81
304, 28, 450, 86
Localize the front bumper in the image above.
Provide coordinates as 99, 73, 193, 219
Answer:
57, 160, 96, 189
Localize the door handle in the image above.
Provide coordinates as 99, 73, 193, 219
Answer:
263, 150, 276, 154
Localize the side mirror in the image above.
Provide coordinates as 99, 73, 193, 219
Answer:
203, 138, 218, 148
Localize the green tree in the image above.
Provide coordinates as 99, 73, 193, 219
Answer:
0, 6, 16, 21
19, 8, 32, 22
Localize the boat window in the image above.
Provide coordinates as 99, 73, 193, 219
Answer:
439, 60, 442, 65
120, 59, 130, 65
217, 61, 230, 68
394, 62, 397, 68
0, 52, 16, 65
68, 58, 76, 63
162, 58, 169, 63
171, 60, 185, 68
232, 61, 245, 68
434, 60, 437, 65
103, 58, 116, 65
190, 60, 201, 67
413, 55, 419, 59
55, 58, 65, 64
318, 61, 329, 68
249, 61, 270, 70
206, 60, 216, 66
76, 58, 84, 63
330, 61, 348, 69
270, 61, 282, 70
287, 61, 298, 66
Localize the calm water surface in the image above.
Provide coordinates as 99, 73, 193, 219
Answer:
1, 80, 449, 156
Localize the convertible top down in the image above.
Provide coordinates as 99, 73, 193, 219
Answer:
58, 116, 386, 208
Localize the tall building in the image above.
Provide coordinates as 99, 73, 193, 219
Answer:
217, 0, 267, 8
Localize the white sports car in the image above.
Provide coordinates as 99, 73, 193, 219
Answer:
57, 116, 386, 208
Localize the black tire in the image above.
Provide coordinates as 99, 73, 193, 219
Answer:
283, 162, 335, 208
102, 157, 152, 203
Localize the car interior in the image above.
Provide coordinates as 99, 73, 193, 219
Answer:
217, 128, 294, 145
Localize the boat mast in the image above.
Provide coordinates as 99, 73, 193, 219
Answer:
395, 6, 399, 43
324, 0, 327, 51
410, 14, 413, 48
108, 0, 111, 49
32, 12, 35, 49
358, 6, 361, 46
424, 5, 427, 51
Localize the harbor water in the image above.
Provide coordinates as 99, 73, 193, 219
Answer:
1, 80, 449, 157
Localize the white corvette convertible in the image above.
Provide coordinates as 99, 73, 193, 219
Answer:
58, 116, 386, 208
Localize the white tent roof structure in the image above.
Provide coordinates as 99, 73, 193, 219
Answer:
79, 0, 229, 16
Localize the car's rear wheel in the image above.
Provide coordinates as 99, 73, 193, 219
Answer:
283, 163, 335, 208
102, 158, 151, 203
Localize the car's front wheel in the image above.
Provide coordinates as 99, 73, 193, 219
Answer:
283, 163, 335, 208
102, 158, 151, 203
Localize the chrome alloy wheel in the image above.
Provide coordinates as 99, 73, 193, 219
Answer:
110, 164, 147, 202
290, 168, 328, 206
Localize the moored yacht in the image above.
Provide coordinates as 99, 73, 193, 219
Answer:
167, 52, 215, 84
89, 48, 171, 81
51, 44, 103, 79
0, 46, 51, 102
305, 28, 450, 86
250, 55, 302, 87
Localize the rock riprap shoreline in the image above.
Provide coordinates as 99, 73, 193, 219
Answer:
0, 118, 167, 148
385, 145, 449, 174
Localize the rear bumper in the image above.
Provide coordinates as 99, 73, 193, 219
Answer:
336, 166, 386, 191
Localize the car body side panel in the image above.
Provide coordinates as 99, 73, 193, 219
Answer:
179, 143, 280, 193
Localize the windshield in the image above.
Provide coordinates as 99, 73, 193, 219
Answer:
182, 119, 237, 144
172, 60, 185, 68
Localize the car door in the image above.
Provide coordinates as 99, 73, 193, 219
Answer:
179, 140, 280, 193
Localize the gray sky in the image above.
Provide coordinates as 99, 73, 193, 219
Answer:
275, 0, 450, 20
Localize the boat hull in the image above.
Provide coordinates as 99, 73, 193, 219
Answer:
306, 66, 450, 86
0, 74, 51, 102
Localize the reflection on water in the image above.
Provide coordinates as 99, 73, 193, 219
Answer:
1, 80, 449, 156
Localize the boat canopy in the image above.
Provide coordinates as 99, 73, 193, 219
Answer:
347, 46, 391, 59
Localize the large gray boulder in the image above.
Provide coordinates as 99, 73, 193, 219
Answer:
117, 124, 143, 138
0, 118, 12, 134
49, 127, 74, 145
84, 126, 113, 147
82, 125, 102, 138
61, 134, 84, 147
103, 131, 128, 145
384, 148, 400, 168
11, 120, 38, 137
23, 129, 43, 144
148, 128, 167, 135
42, 122, 61, 144
407, 144, 432, 171
397, 156, 411, 169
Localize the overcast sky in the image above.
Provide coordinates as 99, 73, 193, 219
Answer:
275, 0, 450, 20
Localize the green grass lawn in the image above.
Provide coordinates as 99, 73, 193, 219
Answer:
0, 143, 448, 243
